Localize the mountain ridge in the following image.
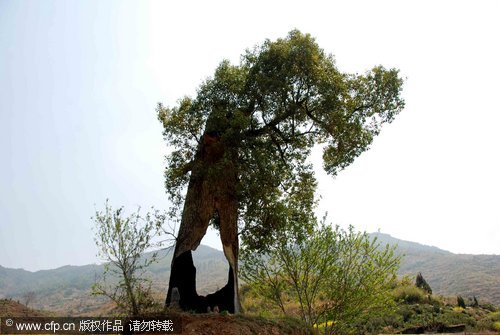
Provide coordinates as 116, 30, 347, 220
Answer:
370, 232, 500, 305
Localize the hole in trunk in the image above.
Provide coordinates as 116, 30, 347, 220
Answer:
191, 229, 235, 313
167, 228, 236, 313
192, 244, 229, 295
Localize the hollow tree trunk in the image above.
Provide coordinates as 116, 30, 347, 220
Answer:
165, 132, 241, 313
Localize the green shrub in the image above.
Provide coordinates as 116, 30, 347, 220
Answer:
490, 311, 500, 321
437, 307, 476, 328
480, 303, 497, 312
477, 311, 500, 331
393, 285, 426, 304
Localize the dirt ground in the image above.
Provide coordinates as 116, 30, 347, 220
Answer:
178, 313, 312, 335
0, 300, 312, 335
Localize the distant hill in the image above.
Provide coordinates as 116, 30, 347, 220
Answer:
371, 232, 500, 305
0, 245, 228, 315
1, 236, 498, 315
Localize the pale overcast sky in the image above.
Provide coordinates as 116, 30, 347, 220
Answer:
1, 0, 499, 271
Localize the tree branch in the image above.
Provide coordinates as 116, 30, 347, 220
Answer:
304, 105, 334, 136
245, 104, 297, 138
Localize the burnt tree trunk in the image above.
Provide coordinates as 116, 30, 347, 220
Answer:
165, 131, 241, 313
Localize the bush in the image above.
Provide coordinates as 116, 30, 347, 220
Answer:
490, 311, 500, 321
241, 224, 400, 335
392, 285, 426, 304
438, 307, 477, 328
479, 303, 497, 312
477, 311, 500, 331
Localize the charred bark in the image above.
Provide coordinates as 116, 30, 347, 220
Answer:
166, 251, 237, 313
165, 132, 241, 313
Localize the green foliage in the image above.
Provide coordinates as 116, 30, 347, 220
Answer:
242, 256, 498, 335
489, 311, 500, 319
480, 302, 497, 312
493, 321, 500, 331
359, 279, 500, 334
477, 311, 500, 331
91, 200, 166, 316
240, 223, 400, 335
392, 285, 427, 304
443, 307, 476, 327
158, 30, 404, 252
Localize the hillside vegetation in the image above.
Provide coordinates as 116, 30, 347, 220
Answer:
372, 233, 500, 305
0, 234, 498, 316
0, 298, 52, 317
242, 276, 500, 334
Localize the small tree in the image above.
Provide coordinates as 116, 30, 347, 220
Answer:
457, 295, 466, 309
415, 272, 432, 295
92, 200, 167, 316
241, 223, 400, 335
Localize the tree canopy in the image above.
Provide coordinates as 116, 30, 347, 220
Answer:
158, 30, 405, 253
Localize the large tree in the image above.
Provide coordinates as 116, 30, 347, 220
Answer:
158, 30, 404, 313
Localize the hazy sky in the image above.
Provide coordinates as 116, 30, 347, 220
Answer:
1, 0, 499, 271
